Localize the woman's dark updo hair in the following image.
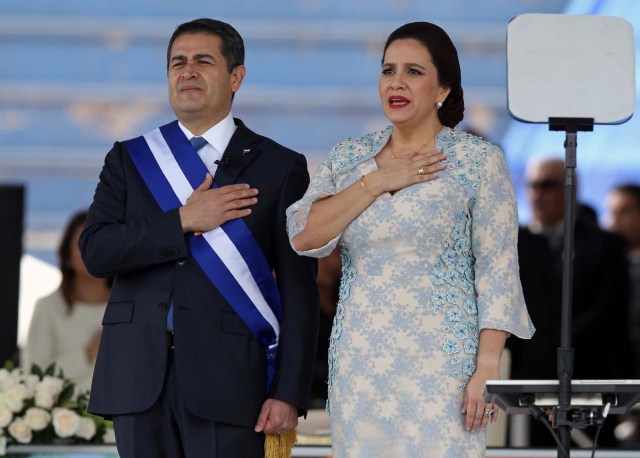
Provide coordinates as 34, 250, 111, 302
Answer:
382, 22, 464, 128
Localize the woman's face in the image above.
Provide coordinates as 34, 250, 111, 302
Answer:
379, 38, 450, 129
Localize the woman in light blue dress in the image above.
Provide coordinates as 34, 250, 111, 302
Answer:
287, 22, 534, 457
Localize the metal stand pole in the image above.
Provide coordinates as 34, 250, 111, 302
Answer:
548, 117, 593, 458
556, 130, 577, 458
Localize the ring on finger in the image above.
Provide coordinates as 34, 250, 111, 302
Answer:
418, 166, 425, 175
484, 407, 495, 417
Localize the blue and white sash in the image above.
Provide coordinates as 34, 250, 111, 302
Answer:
124, 120, 282, 392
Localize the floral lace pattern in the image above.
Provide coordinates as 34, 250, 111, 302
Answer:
326, 240, 356, 412
431, 211, 479, 391
286, 127, 534, 457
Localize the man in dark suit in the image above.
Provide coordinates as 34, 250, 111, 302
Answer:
79, 18, 319, 458
508, 157, 630, 448
604, 184, 640, 447
606, 184, 640, 377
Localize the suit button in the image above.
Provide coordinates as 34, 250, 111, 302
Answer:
177, 259, 186, 266
159, 303, 169, 310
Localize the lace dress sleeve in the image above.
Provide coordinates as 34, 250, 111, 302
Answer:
286, 157, 341, 258
472, 143, 535, 339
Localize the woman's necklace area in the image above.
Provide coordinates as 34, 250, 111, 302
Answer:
389, 137, 437, 159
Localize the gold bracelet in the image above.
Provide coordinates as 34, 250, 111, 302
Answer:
360, 175, 378, 198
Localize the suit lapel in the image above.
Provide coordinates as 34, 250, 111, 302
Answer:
214, 118, 261, 187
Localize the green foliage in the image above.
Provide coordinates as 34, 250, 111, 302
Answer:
29, 364, 43, 379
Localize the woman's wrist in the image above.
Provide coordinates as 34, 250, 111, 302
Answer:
360, 172, 383, 198
475, 358, 501, 373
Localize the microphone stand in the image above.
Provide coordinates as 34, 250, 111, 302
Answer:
548, 117, 594, 458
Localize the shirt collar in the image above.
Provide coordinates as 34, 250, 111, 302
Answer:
528, 220, 564, 237
177, 112, 237, 154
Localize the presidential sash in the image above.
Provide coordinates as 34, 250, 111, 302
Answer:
124, 120, 282, 392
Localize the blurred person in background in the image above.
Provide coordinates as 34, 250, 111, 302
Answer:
24, 210, 111, 391
508, 157, 631, 448
605, 184, 640, 375
605, 183, 640, 449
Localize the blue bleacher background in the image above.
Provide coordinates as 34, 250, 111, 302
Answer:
0, 0, 638, 264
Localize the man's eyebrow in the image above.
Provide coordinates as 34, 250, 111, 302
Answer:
169, 55, 187, 64
193, 53, 215, 61
169, 53, 216, 64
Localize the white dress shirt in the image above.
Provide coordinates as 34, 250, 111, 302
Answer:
178, 112, 237, 177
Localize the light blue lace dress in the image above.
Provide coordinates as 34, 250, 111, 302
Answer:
287, 126, 534, 458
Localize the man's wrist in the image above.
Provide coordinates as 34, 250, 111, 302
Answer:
178, 206, 193, 233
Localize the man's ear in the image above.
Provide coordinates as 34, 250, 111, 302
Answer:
231, 65, 246, 93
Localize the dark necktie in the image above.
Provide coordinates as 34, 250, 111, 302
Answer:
190, 136, 208, 151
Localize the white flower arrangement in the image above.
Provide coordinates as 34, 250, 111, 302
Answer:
0, 361, 113, 456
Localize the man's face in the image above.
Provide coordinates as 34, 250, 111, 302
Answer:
167, 32, 245, 130
606, 190, 640, 248
526, 161, 565, 226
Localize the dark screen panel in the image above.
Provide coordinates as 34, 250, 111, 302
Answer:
0, 184, 24, 365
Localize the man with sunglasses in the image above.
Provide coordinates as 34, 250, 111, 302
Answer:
508, 157, 631, 448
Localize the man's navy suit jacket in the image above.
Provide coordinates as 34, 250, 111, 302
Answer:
79, 118, 319, 428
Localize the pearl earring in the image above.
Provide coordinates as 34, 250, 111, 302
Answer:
437, 101, 443, 109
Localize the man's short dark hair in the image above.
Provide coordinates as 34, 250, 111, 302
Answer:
166, 18, 244, 73
612, 183, 640, 210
